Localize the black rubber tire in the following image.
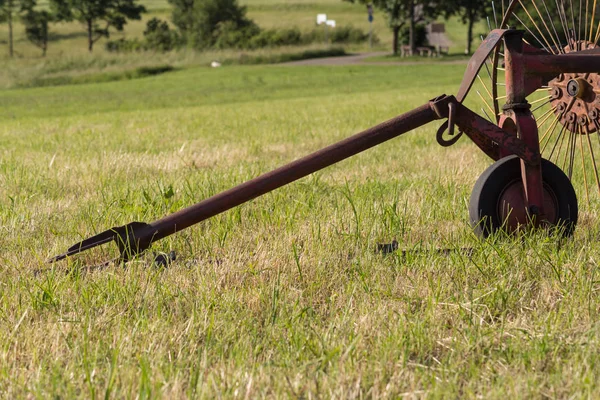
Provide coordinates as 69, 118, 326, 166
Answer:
469, 155, 578, 238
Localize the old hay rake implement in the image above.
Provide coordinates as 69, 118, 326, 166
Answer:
51, 0, 600, 265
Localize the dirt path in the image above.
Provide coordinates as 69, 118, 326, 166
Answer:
282, 51, 468, 66
282, 52, 389, 66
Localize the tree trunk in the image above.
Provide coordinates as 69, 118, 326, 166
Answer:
8, 3, 13, 57
87, 19, 94, 52
409, 0, 415, 54
466, 12, 474, 55
42, 19, 48, 57
393, 26, 400, 55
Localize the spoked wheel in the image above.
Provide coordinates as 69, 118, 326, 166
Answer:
469, 155, 578, 237
469, 0, 600, 203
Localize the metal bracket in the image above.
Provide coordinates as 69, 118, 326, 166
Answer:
431, 96, 540, 165
48, 221, 155, 264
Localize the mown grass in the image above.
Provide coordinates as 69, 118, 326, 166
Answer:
2, 63, 600, 398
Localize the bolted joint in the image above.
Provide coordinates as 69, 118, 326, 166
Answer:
550, 87, 562, 100
502, 102, 531, 111
429, 94, 457, 119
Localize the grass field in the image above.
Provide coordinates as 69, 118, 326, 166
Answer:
3, 61, 600, 398
3, 0, 600, 397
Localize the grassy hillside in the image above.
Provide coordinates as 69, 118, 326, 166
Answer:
2, 63, 600, 397
0, 0, 384, 59
0, 0, 486, 89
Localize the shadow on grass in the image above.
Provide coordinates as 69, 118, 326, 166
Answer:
223, 47, 347, 65
16, 65, 177, 89
48, 31, 89, 41
15, 48, 348, 88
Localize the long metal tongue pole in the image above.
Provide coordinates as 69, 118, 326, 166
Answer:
50, 98, 445, 263
147, 100, 441, 240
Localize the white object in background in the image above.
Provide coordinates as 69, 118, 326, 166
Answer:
211, 61, 222, 68
317, 14, 327, 24
326, 20, 336, 27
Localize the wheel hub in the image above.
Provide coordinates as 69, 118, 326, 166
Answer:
566, 78, 588, 98
549, 42, 600, 134
496, 181, 558, 231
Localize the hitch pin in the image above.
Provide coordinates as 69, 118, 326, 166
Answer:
447, 102, 456, 136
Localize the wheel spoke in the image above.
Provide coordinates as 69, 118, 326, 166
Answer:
569, 128, 577, 178
477, 74, 495, 101
585, 0, 590, 41
477, 90, 497, 116
532, 98, 552, 112
591, 0, 598, 42
561, 130, 572, 174
540, 113, 561, 144
537, 106, 559, 129
584, 124, 600, 195
578, 124, 591, 203
513, 7, 556, 51
553, 0, 570, 45
531, 0, 563, 50
481, 107, 495, 122
529, 95, 552, 104
579, 0, 583, 44
519, 0, 556, 54
541, 0, 565, 49
553, 121, 570, 164
492, 1, 499, 27
547, 120, 567, 160
570, 0, 579, 44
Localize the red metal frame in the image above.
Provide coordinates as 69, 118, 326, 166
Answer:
497, 30, 600, 222
450, 29, 600, 223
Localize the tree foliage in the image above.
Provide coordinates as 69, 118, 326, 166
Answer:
168, 0, 257, 48
144, 17, 179, 51
441, 0, 490, 54
51, 0, 146, 51
345, 0, 438, 54
20, 0, 52, 56
0, 0, 19, 56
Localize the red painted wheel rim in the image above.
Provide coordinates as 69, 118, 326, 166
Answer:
496, 180, 558, 232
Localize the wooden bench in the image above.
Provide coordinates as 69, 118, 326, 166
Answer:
401, 45, 438, 57
416, 46, 434, 57
400, 45, 413, 57
435, 45, 450, 56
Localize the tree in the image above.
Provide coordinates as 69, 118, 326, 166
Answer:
168, 0, 257, 49
143, 17, 179, 51
20, 0, 52, 56
0, 0, 19, 57
345, 0, 438, 55
442, 0, 489, 54
51, 0, 146, 52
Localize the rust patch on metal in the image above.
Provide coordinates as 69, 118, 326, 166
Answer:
549, 42, 600, 133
